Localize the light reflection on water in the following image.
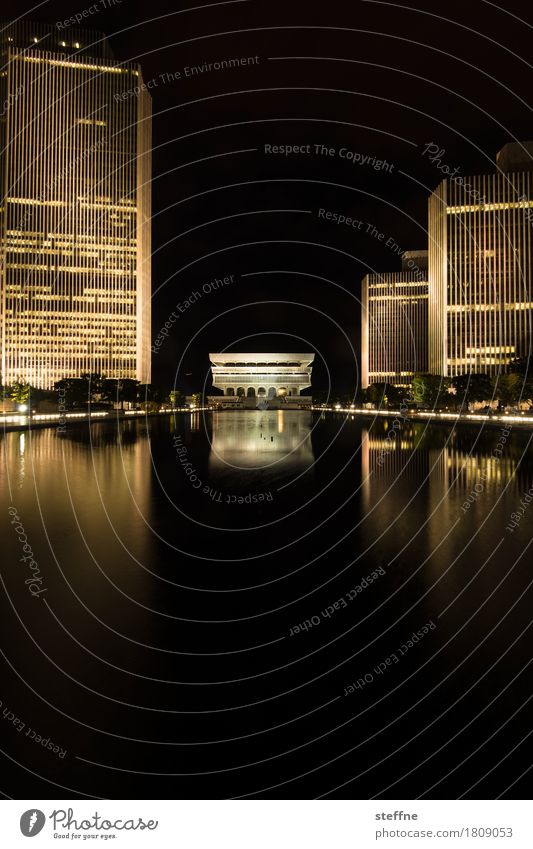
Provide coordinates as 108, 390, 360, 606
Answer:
1, 411, 533, 798
208, 409, 314, 477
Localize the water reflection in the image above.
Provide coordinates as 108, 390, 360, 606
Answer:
361, 419, 526, 497
208, 410, 314, 478
2, 411, 532, 800
358, 417, 533, 595
0, 421, 154, 585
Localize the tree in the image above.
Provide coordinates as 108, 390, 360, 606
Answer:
411, 373, 450, 408
53, 378, 90, 408
102, 378, 139, 409
10, 380, 30, 408
169, 389, 185, 407
492, 372, 522, 406
101, 379, 119, 405
451, 373, 493, 409
364, 382, 401, 407
138, 384, 166, 405
508, 357, 533, 402
119, 379, 139, 408
136, 383, 165, 412
80, 372, 106, 403
191, 393, 204, 407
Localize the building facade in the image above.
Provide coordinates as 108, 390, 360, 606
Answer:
209, 353, 314, 406
361, 252, 428, 388
428, 144, 533, 377
0, 22, 151, 388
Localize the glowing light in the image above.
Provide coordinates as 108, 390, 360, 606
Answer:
3, 36, 151, 388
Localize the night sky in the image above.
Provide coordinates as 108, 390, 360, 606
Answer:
3, 1, 533, 805
5, 0, 533, 393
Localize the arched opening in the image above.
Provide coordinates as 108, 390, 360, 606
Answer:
277, 387, 287, 397
247, 387, 256, 397
226, 387, 235, 396
257, 387, 266, 396
236, 387, 245, 396
267, 387, 276, 398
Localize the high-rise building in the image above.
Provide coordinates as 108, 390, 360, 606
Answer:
428, 143, 533, 377
361, 252, 428, 388
0, 22, 151, 388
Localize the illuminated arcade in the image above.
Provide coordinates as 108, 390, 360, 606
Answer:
209, 353, 314, 408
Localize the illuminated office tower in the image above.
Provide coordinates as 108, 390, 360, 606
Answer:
0, 22, 151, 388
361, 251, 428, 388
428, 142, 533, 377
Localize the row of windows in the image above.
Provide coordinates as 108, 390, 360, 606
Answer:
224, 387, 295, 397
213, 362, 307, 367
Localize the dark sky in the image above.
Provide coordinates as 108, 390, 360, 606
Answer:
5, 0, 533, 392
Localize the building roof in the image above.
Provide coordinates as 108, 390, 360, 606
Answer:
0, 21, 114, 59
210, 353, 315, 367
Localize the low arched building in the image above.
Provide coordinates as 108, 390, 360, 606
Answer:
209, 353, 314, 408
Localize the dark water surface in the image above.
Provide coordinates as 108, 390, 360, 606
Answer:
1, 410, 532, 798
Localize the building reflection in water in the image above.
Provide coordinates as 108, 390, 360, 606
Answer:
361, 420, 521, 506
1, 422, 154, 599
359, 418, 528, 611
208, 410, 315, 487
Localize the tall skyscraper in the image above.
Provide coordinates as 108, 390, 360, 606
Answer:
361, 251, 428, 388
428, 143, 533, 377
0, 22, 151, 389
